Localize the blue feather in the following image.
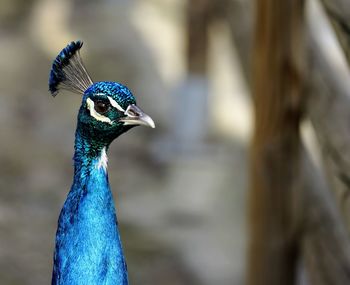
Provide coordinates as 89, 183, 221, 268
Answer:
52, 131, 128, 285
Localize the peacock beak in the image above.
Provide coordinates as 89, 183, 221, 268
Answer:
119, 104, 155, 128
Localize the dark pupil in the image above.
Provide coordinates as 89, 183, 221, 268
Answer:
94, 101, 109, 114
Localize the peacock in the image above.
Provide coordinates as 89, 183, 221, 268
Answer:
49, 41, 155, 285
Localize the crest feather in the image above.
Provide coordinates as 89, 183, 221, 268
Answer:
49, 41, 93, 96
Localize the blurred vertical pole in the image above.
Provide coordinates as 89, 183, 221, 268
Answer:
171, 0, 213, 146
172, 0, 219, 147
248, 0, 305, 285
187, 0, 211, 74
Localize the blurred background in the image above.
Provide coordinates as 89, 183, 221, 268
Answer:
1, 0, 350, 284
0, 0, 250, 284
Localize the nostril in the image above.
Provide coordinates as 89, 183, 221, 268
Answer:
125, 105, 141, 117
127, 109, 139, 117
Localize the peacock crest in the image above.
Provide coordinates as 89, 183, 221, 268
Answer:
49, 41, 93, 96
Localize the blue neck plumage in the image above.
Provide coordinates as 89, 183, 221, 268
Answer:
52, 128, 128, 285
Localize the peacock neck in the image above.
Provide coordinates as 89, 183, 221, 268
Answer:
73, 128, 109, 184
52, 128, 128, 285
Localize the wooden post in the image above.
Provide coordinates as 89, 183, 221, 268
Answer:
186, 0, 213, 74
248, 1, 305, 284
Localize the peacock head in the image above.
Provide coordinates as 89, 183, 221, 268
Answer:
78, 81, 154, 143
48, 41, 154, 145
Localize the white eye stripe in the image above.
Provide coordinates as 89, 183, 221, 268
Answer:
86, 98, 113, 125
107, 96, 125, 112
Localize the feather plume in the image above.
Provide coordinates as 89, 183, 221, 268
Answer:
49, 41, 93, 96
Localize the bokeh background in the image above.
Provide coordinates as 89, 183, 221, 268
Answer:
0, 0, 249, 284
1, 0, 349, 284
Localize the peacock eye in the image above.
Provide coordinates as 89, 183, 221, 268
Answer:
94, 101, 110, 114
